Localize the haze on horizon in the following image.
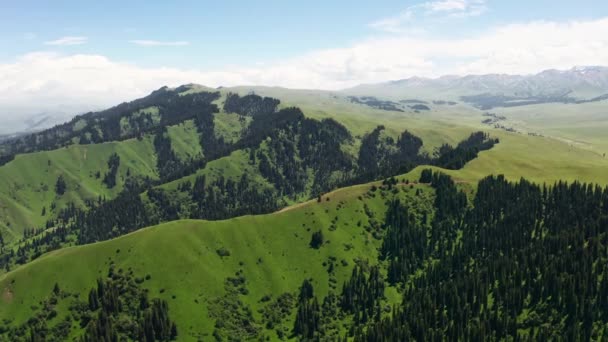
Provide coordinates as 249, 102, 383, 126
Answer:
1, 0, 608, 127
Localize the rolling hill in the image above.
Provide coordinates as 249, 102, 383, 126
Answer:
0, 78, 608, 340
0, 175, 433, 340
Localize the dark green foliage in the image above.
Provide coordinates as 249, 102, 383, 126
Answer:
76, 189, 151, 244
242, 107, 354, 197
141, 98, 353, 204
293, 280, 321, 340
348, 96, 404, 112
102, 153, 120, 188
223, 92, 280, 117
356, 174, 608, 341
298, 279, 314, 302
55, 175, 67, 196
209, 274, 260, 341
339, 265, 384, 321
356, 126, 425, 183
309, 230, 324, 249
0, 88, 220, 157
82, 272, 177, 342
260, 293, 295, 334
3, 268, 175, 342
216, 247, 231, 257
419, 168, 433, 183
187, 174, 280, 220
153, 127, 182, 180
380, 200, 427, 284
434, 131, 497, 169
0, 154, 14, 167
193, 103, 228, 161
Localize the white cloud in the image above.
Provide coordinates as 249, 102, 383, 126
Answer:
44, 36, 88, 46
1, 17, 608, 123
427, 0, 483, 13
129, 40, 190, 46
370, 0, 486, 32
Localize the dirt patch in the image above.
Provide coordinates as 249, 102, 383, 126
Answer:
2, 287, 14, 303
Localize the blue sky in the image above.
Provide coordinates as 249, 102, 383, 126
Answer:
2, 0, 607, 68
0, 0, 608, 124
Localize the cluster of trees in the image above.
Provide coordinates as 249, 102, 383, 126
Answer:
147, 173, 280, 222
289, 170, 608, 340
0, 225, 70, 271
291, 265, 387, 340
433, 131, 498, 169
1, 267, 177, 341
242, 107, 354, 198
339, 266, 385, 322
76, 189, 151, 244
0, 154, 14, 167
354, 127, 494, 184
55, 175, 67, 196
354, 171, 608, 341
309, 230, 324, 249
153, 127, 183, 180
0, 87, 220, 157
84, 272, 177, 341
223, 92, 280, 117
102, 153, 120, 188
380, 199, 428, 284
293, 280, 322, 339
348, 96, 404, 112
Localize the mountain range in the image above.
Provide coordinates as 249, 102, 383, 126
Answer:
345, 66, 608, 104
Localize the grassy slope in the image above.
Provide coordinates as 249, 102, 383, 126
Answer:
1, 84, 607, 339
0, 109, 245, 240
3, 85, 605, 238
158, 149, 271, 192
167, 119, 204, 161
0, 180, 433, 340
226, 86, 608, 186
0, 136, 159, 240
495, 101, 608, 153
214, 112, 250, 144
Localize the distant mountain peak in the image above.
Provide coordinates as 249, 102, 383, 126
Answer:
346, 66, 608, 100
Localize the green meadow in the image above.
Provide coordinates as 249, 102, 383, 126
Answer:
0, 179, 432, 340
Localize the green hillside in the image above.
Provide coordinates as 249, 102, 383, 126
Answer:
0, 178, 431, 340
0, 84, 608, 341
3, 167, 608, 341
0, 136, 158, 240
226, 86, 608, 185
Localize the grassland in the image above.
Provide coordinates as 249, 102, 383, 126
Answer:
0, 179, 433, 340
0, 84, 607, 340
0, 136, 159, 240
2, 85, 607, 242
167, 119, 204, 161
226, 86, 608, 186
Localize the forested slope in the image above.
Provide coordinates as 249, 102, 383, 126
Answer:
1, 169, 608, 341
0, 86, 496, 273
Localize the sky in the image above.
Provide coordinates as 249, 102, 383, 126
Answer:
1, 0, 608, 122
